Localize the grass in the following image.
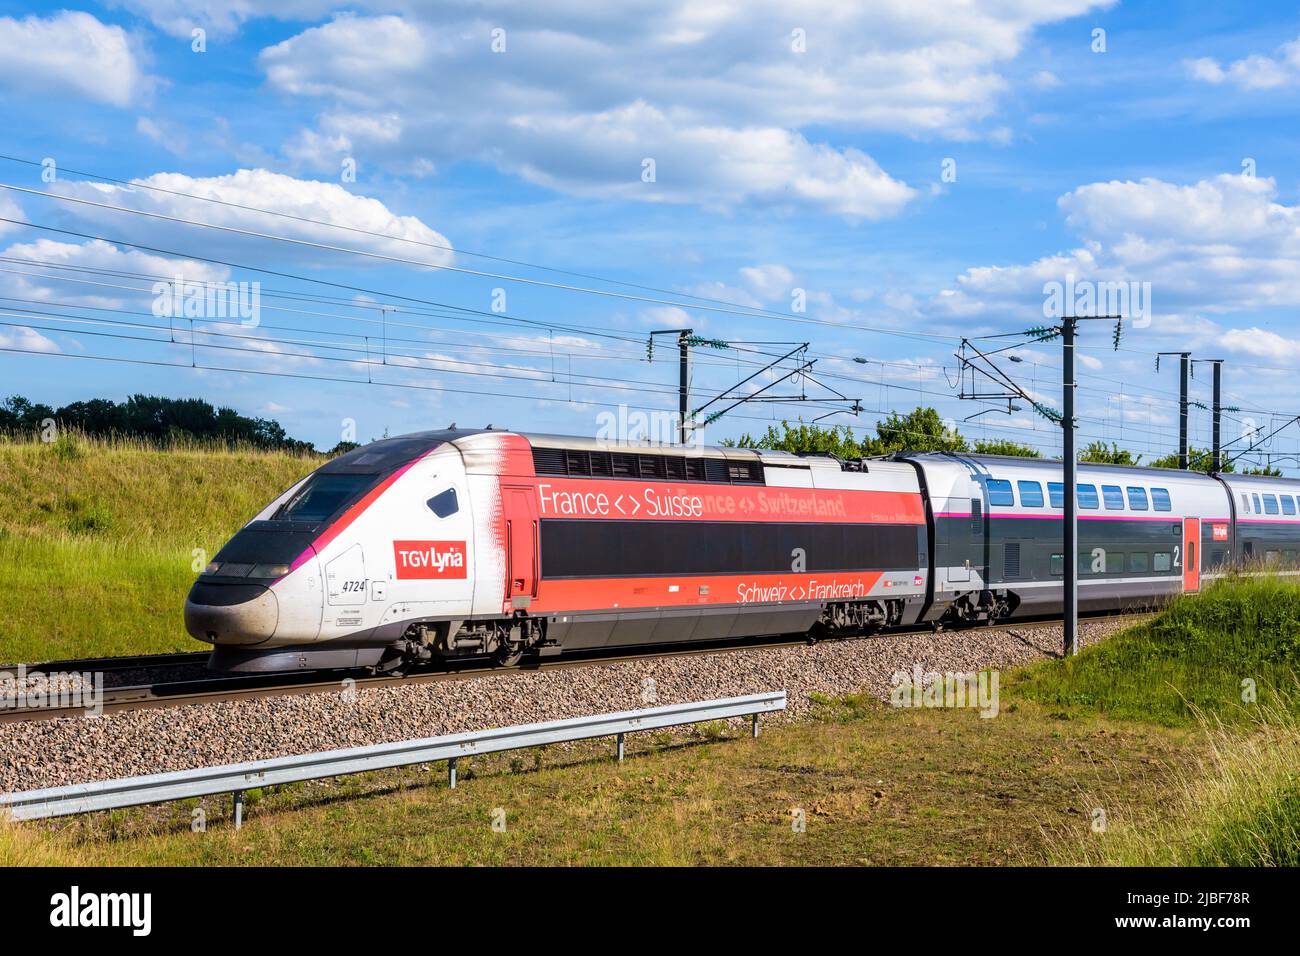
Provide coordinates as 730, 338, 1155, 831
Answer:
1048, 700, 1300, 866
0, 431, 317, 663
4, 699, 1192, 866
1009, 573, 1300, 726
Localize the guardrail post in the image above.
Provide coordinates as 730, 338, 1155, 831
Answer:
448, 758, 458, 789
233, 790, 244, 830
616, 732, 625, 762
751, 713, 759, 738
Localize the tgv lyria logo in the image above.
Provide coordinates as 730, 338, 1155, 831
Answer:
393, 540, 468, 579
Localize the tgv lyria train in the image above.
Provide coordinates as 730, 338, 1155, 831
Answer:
185, 427, 1300, 672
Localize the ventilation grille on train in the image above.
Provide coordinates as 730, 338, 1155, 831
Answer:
531, 447, 763, 484
1004, 542, 1021, 578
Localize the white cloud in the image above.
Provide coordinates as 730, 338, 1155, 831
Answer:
0, 11, 150, 107
1186, 36, 1300, 89
739, 264, 796, 301
1218, 327, 1300, 362
931, 173, 1300, 324
55, 169, 455, 267
117, 0, 339, 39
252, 3, 1109, 216
0, 325, 60, 353
0, 192, 25, 238
0, 237, 230, 309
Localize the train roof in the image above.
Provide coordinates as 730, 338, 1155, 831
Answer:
893, 450, 1219, 481
895, 451, 1300, 485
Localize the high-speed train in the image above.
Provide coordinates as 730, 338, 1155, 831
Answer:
185, 427, 1300, 673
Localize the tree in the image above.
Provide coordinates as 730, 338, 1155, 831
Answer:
0, 393, 315, 452
1079, 440, 1142, 466
726, 407, 990, 458
1148, 446, 1234, 473
972, 438, 1041, 458
726, 421, 867, 459
872, 407, 967, 454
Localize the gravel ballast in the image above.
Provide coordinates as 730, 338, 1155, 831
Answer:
0, 618, 1128, 793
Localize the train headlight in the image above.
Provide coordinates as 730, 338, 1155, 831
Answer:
251, 563, 290, 579
203, 561, 222, 575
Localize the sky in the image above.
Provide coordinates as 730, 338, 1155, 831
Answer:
1, 1, 1299, 468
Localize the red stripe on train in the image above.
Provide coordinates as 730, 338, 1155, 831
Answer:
529, 477, 925, 524
533, 570, 896, 613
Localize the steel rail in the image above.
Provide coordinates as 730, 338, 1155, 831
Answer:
0, 610, 1153, 724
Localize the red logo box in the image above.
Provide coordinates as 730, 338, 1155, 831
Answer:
393, 540, 468, 579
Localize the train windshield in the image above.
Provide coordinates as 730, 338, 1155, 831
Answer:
273, 472, 378, 523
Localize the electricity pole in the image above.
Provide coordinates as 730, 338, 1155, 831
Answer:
1062, 317, 1078, 658
955, 314, 1122, 657
648, 328, 694, 444
677, 330, 690, 445
1179, 352, 1190, 470
1198, 358, 1226, 472
1158, 351, 1192, 468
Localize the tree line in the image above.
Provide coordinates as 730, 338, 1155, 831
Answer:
724, 407, 1279, 474
0, 394, 317, 453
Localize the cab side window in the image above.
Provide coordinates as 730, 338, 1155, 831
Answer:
427, 487, 459, 518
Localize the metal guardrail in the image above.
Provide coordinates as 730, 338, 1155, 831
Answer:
1, 691, 785, 828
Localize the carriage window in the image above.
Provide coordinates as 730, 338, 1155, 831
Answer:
1127, 487, 1149, 510
1050, 553, 1064, 575
1048, 482, 1064, 508
1151, 488, 1171, 511
1253, 494, 1263, 514
1241, 493, 1250, 513
1102, 485, 1125, 510
1106, 552, 1125, 573
986, 479, 1014, 507
1153, 552, 1172, 571
1264, 494, 1279, 515
1282, 496, 1297, 516
1077, 484, 1099, 509
1129, 552, 1149, 572
427, 487, 459, 518
1017, 481, 1044, 507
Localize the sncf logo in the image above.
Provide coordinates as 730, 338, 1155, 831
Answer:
393, 540, 467, 579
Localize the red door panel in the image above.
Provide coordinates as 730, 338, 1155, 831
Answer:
502, 485, 539, 607
1183, 517, 1200, 592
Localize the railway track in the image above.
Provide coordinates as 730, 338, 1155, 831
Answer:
0, 610, 1154, 724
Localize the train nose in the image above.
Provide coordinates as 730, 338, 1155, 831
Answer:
184, 581, 280, 645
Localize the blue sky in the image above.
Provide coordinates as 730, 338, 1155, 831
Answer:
1, 1, 1299, 469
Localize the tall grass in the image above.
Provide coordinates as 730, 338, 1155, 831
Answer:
0, 429, 318, 549
0, 431, 319, 662
1052, 697, 1300, 865
1011, 573, 1300, 725
1020, 574, 1300, 865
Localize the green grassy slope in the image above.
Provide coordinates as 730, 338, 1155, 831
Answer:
0, 432, 318, 662
1010, 574, 1300, 726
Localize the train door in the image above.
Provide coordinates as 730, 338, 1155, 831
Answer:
502, 485, 539, 609
1183, 517, 1200, 592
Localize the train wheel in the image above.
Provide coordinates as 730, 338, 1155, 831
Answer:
494, 643, 524, 667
